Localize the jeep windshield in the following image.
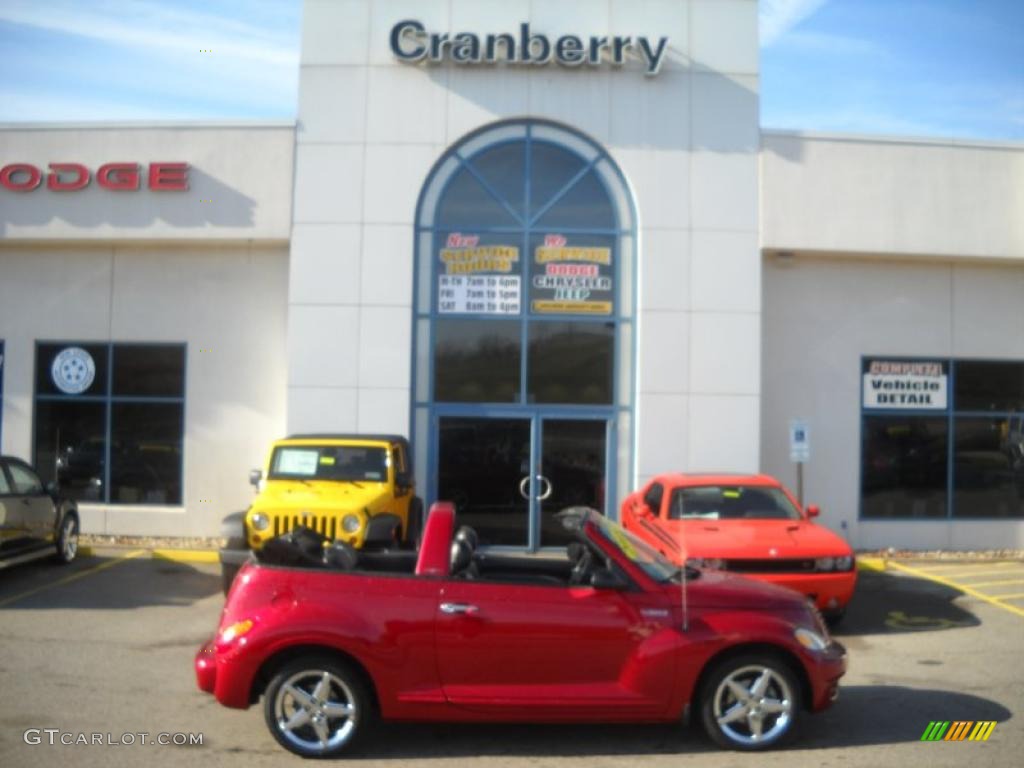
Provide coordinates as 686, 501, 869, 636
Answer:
268, 446, 388, 483
669, 485, 802, 521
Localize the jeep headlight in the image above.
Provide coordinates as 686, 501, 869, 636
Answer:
815, 556, 836, 572
341, 514, 361, 534
250, 513, 270, 532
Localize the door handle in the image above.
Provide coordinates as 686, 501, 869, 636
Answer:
518, 475, 553, 501
440, 602, 479, 615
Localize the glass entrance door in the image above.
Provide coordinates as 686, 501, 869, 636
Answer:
436, 413, 609, 550
437, 416, 531, 546
537, 418, 608, 548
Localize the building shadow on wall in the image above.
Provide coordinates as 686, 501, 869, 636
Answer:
0, 168, 256, 234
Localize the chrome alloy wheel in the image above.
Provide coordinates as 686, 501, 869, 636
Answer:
59, 516, 79, 562
712, 664, 794, 746
273, 669, 358, 754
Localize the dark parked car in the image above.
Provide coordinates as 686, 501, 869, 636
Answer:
0, 456, 80, 568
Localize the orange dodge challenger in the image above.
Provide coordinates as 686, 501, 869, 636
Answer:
622, 474, 856, 624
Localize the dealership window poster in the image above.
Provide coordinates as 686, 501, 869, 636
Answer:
530, 233, 614, 316
437, 232, 521, 315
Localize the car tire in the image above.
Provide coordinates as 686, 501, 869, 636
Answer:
263, 655, 373, 758
221, 563, 241, 596
700, 653, 801, 751
406, 497, 424, 549
54, 512, 79, 565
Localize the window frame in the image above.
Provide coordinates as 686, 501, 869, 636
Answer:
32, 341, 187, 507
859, 355, 1024, 521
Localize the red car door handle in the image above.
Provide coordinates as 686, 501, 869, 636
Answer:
440, 602, 479, 615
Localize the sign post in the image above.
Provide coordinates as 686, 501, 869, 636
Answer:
789, 419, 810, 506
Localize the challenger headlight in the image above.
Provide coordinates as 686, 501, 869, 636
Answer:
341, 514, 361, 534
794, 627, 828, 651
815, 556, 836, 572
250, 513, 270, 532
834, 555, 854, 571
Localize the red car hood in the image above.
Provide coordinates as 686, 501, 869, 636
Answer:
678, 568, 810, 611
662, 519, 851, 562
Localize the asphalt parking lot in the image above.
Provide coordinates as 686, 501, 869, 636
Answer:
0, 552, 1021, 768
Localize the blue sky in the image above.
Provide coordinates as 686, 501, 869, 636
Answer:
0, 0, 1021, 140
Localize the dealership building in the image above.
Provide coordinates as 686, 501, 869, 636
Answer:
1, 0, 1021, 550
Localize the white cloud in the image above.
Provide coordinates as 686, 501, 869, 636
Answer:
760, 0, 831, 47
0, 0, 298, 66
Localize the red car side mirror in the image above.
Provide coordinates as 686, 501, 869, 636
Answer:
806, 504, 820, 518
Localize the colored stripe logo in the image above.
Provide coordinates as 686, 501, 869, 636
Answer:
920, 721, 996, 741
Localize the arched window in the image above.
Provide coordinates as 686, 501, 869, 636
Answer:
412, 120, 636, 549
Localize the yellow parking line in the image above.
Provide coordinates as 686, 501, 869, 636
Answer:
0, 549, 146, 608
942, 569, 1024, 581
917, 562, 1022, 575
962, 579, 1024, 588
885, 561, 1024, 619
995, 593, 1024, 601
152, 549, 219, 564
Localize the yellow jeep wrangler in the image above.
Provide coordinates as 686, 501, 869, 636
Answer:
218, 434, 422, 592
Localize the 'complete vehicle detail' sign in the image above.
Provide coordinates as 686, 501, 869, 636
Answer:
862, 360, 948, 409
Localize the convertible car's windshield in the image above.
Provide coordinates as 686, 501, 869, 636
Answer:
668, 485, 802, 521
591, 515, 678, 582
269, 446, 388, 482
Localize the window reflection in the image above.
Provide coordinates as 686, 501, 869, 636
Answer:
953, 417, 1024, 518
528, 322, 614, 404
434, 320, 521, 402
861, 416, 948, 518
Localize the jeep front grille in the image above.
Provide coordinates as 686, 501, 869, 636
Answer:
272, 515, 338, 540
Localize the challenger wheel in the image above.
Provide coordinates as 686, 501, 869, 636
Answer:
54, 513, 79, 564
700, 654, 801, 750
263, 656, 372, 758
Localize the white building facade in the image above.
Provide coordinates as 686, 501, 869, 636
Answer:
0, 0, 1020, 547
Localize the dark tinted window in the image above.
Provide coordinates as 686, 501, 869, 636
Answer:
468, 142, 526, 220
643, 482, 664, 514
534, 170, 615, 230
35, 400, 107, 500
955, 361, 1024, 412
436, 164, 519, 228
528, 141, 587, 218
527, 322, 613, 404
34, 342, 185, 506
113, 346, 185, 397
434, 320, 521, 402
110, 403, 183, 504
862, 416, 948, 518
953, 417, 1024, 518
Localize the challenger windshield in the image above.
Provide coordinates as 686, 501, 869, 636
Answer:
268, 446, 388, 482
668, 485, 802, 521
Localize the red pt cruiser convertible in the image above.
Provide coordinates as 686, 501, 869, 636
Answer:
196, 504, 846, 757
